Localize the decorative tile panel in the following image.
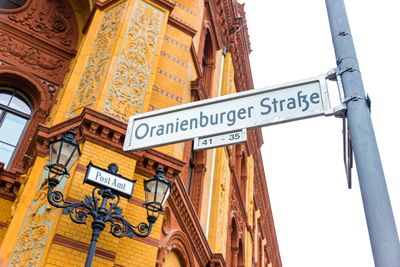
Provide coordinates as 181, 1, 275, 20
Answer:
9, 169, 67, 267
68, 2, 126, 117
104, 0, 164, 122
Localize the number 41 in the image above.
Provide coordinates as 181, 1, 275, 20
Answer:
202, 138, 212, 146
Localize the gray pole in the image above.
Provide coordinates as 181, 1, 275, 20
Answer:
325, 1, 400, 266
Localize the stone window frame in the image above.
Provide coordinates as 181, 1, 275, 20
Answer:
0, 66, 50, 200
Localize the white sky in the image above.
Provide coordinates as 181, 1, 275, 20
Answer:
241, 1, 400, 266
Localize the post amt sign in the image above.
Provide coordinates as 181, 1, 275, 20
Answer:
124, 75, 331, 152
84, 162, 135, 198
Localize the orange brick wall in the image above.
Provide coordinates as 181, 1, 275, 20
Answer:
42, 141, 162, 266
0, 198, 12, 244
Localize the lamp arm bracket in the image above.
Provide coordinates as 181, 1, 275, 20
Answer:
108, 214, 153, 238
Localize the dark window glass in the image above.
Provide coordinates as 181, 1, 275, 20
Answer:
0, 0, 27, 10
186, 145, 195, 194
0, 87, 32, 168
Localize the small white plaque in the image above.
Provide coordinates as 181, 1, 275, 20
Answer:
194, 129, 247, 150
84, 163, 135, 198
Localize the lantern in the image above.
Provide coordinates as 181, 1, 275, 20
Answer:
143, 168, 172, 217
48, 128, 81, 176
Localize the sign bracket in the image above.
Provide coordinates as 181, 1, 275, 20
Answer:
327, 68, 354, 188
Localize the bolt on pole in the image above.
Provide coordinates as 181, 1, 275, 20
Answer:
325, 0, 400, 266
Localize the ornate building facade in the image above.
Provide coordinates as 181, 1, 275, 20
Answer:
0, 0, 282, 266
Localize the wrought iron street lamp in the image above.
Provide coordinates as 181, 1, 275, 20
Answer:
45, 128, 172, 267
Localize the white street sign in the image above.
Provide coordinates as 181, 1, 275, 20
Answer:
124, 74, 331, 152
194, 129, 247, 150
84, 163, 135, 198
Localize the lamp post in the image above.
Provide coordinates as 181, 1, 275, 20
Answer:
45, 128, 172, 267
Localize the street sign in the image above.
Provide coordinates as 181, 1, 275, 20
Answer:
194, 129, 247, 150
84, 162, 135, 198
124, 74, 331, 152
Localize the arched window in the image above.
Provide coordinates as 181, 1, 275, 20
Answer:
186, 144, 195, 194
238, 239, 245, 267
228, 217, 239, 267
201, 30, 215, 97
0, 87, 32, 168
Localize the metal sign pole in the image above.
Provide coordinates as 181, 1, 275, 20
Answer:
325, 1, 400, 266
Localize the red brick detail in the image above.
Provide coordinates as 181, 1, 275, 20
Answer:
0, 0, 78, 85
75, 164, 87, 174
52, 234, 116, 262
131, 235, 159, 247
128, 197, 145, 207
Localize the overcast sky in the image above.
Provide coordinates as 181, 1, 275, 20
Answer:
241, 1, 400, 266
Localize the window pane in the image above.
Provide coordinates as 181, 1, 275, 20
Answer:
0, 0, 26, 9
9, 95, 31, 115
0, 113, 27, 145
0, 91, 12, 106
0, 142, 14, 167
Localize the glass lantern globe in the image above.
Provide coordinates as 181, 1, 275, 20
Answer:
143, 168, 172, 217
48, 128, 81, 176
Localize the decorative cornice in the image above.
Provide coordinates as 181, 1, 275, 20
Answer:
0, 163, 22, 201
150, 0, 175, 12
84, 0, 176, 34
243, 126, 280, 266
210, 0, 253, 92
135, 148, 185, 179
28, 107, 185, 179
190, 43, 202, 78
167, 172, 213, 266
252, 148, 282, 267
209, 253, 227, 267
244, 127, 281, 266
191, 77, 208, 101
